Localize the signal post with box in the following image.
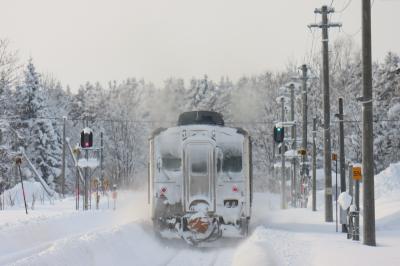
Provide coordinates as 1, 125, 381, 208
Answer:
347, 165, 362, 241
77, 127, 102, 211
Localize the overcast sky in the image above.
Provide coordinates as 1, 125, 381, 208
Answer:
1, 0, 399, 90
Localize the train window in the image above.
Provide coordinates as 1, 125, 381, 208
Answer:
162, 157, 181, 171
190, 146, 209, 175
192, 161, 207, 174
220, 142, 243, 173
223, 155, 242, 172
188, 145, 210, 197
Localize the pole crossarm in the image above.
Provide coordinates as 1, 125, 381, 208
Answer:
308, 23, 342, 29
275, 121, 296, 128
314, 6, 336, 14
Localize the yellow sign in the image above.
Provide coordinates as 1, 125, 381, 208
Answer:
332, 153, 337, 161
298, 149, 306, 155
353, 166, 362, 181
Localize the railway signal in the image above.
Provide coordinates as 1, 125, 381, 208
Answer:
273, 126, 284, 143
80, 128, 93, 148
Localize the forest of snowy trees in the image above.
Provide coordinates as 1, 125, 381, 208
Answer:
0, 37, 399, 194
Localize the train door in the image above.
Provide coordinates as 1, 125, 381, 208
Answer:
184, 142, 215, 212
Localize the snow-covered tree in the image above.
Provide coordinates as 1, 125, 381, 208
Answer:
13, 60, 62, 189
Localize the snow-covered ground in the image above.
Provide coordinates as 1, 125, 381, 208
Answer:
1, 163, 400, 266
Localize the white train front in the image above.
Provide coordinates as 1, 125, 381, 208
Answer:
148, 111, 253, 245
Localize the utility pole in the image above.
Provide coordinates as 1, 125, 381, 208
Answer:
61, 116, 66, 198
300, 64, 309, 208
100, 131, 104, 194
348, 163, 353, 198
354, 177, 360, 241
301, 65, 308, 177
289, 83, 297, 207
84, 119, 89, 211
362, 0, 376, 246
312, 117, 317, 211
280, 97, 287, 209
308, 6, 341, 222
338, 98, 347, 232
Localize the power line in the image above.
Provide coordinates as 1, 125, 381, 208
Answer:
1, 116, 400, 127
336, 0, 353, 13
341, 0, 375, 38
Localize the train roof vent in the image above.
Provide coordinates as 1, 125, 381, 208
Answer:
178, 111, 224, 126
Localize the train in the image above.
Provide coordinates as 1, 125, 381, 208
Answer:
148, 111, 253, 245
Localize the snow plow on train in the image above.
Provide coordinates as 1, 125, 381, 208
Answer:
148, 111, 253, 245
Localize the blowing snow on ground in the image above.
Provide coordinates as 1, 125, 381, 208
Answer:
1, 163, 400, 266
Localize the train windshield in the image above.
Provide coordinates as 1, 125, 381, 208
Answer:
162, 155, 181, 171
220, 142, 243, 173
190, 146, 208, 175
223, 154, 242, 172
188, 144, 211, 198
158, 132, 181, 172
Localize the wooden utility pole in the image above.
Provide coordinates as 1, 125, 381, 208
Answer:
289, 83, 297, 207
348, 163, 354, 197
301, 65, 308, 179
84, 119, 89, 211
338, 98, 347, 232
312, 117, 317, 211
308, 6, 341, 222
100, 131, 104, 194
280, 97, 287, 209
61, 117, 66, 198
362, 0, 376, 246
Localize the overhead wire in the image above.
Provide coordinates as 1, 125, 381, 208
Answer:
336, 0, 353, 13
341, 0, 375, 38
4, 116, 398, 124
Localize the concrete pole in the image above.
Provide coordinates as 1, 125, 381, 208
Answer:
308, 5, 341, 222
100, 131, 104, 194
301, 65, 308, 180
338, 98, 347, 232
281, 97, 287, 209
312, 117, 317, 211
362, 0, 376, 246
84, 119, 89, 211
348, 163, 354, 198
290, 83, 297, 206
272, 134, 276, 188
321, 5, 333, 222
354, 179, 360, 241
61, 117, 66, 198
339, 98, 346, 194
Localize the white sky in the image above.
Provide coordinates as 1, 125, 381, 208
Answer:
0, 0, 399, 90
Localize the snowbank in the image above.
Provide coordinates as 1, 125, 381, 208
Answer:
374, 162, 400, 200
1, 181, 55, 208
